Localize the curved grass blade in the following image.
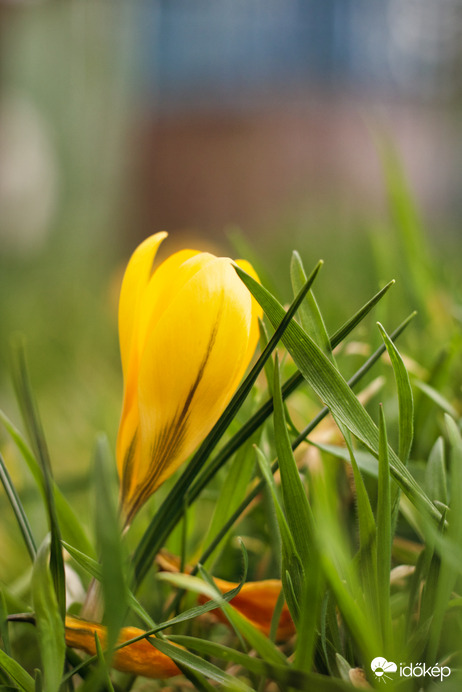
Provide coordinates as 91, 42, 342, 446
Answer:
235, 267, 439, 524
10, 340, 65, 616
291, 251, 331, 357
132, 260, 323, 588
0, 451, 36, 561
377, 322, 414, 463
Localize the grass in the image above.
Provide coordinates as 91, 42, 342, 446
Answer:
0, 145, 461, 691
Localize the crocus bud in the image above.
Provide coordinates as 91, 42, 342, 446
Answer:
117, 233, 261, 524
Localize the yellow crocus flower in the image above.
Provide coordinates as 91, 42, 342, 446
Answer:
117, 232, 261, 524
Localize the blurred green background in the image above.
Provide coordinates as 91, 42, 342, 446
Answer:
0, 1, 461, 584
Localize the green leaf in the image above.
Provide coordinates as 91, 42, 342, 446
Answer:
426, 416, 462, 661
311, 465, 380, 661
377, 405, 393, 651
170, 635, 353, 691
235, 266, 439, 524
272, 356, 321, 671
9, 341, 65, 616
93, 435, 128, 655
0, 409, 94, 559
146, 637, 253, 692
335, 418, 378, 626
377, 322, 414, 463
0, 452, 36, 561
31, 536, 65, 692
291, 252, 330, 356
425, 437, 447, 505
413, 380, 458, 419
0, 592, 11, 657
0, 651, 34, 692
255, 446, 303, 622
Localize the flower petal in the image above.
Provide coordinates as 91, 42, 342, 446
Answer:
123, 257, 258, 519
64, 616, 180, 679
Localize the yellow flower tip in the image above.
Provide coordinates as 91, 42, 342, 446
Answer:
64, 616, 181, 679
116, 235, 262, 524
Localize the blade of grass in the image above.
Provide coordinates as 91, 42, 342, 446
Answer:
426, 416, 462, 662
255, 446, 303, 622
10, 339, 65, 616
377, 405, 393, 652
272, 355, 321, 672
0, 451, 36, 561
0, 409, 93, 557
132, 260, 323, 588
169, 635, 353, 691
93, 435, 128, 656
335, 419, 378, 627
0, 592, 11, 657
425, 437, 447, 505
291, 251, 331, 357
235, 267, 439, 524
377, 322, 414, 463
32, 536, 66, 692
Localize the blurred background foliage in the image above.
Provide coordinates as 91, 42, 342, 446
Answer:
0, 0, 461, 589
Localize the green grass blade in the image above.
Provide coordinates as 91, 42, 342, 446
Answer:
413, 380, 458, 418
273, 356, 320, 671
425, 437, 447, 505
0, 409, 94, 558
31, 536, 65, 692
132, 261, 323, 588
0, 650, 34, 692
255, 446, 303, 621
335, 419, 378, 627
273, 356, 315, 566
0, 592, 11, 657
146, 637, 253, 692
377, 322, 414, 463
377, 405, 393, 652
0, 451, 36, 561
10, 340, 65, 616
235, 267, 439, 524
291, 252, 330, 356
93, 435, 128, 655
426, 415, 462, 661
169, 635, 353, 691
311, 465, 379, 661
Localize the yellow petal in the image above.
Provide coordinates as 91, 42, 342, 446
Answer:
64, 616, 181, 679
117, 240, 261, 522
116, 232, 167, 481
